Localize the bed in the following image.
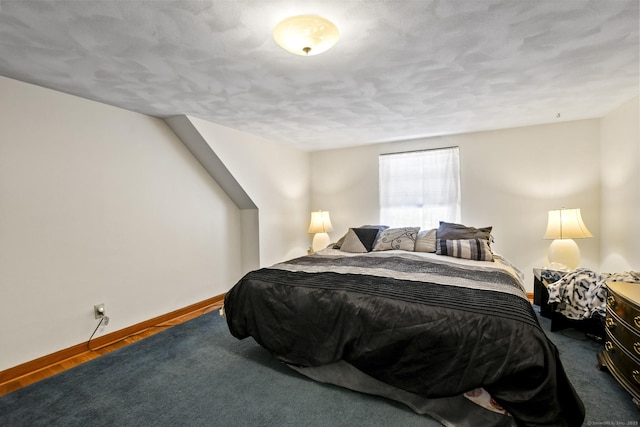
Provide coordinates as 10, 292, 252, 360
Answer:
224, 224, 585, 427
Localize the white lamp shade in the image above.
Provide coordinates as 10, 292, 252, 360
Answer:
544, 208, 592, 239
273, 15, 340, 56
308, 211, 334, 234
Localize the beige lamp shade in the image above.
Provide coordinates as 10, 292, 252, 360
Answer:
544, 208, 592, 239
308, 210, 334, 233
273, 15, 340, 56
544, 208, 592, 270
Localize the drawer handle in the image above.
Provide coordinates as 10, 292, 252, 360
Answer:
635, 316, 640, 329
605, 341, 614, 352
606, 296, 616, 308
634, 370, 640, 385
605, 317, 616, 329
635, 343, 640, 356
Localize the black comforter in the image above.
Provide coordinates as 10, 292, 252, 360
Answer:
225, 251, 584, 426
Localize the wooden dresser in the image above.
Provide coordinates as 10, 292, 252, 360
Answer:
598, 281, 640, 408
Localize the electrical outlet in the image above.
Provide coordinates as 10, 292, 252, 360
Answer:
94, 303, 105, 319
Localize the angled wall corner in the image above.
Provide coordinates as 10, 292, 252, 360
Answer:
165, 115, 256, 209
165, 115, 260, 274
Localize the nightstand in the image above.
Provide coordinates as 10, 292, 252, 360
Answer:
533, 268, 604, 338
533, 268, 567, 320
598, 281, 640, 409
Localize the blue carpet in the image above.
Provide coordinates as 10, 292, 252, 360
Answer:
537, 313, 639, 425
0, 309, 637, 426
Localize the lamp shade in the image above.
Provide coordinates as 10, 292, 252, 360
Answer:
308, 211, 334, 234
543, 208, 592, 240
273, 15, 340, 56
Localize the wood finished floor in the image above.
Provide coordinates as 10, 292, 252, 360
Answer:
0, 302, 223, 397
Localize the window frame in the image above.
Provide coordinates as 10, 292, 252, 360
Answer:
378, 146, 461, 229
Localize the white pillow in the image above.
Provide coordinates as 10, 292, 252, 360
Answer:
372, 227, 419, 251
415, 228, 437, 252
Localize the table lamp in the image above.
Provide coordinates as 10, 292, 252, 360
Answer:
308, 210, 334, 253
544, 208, 592, 270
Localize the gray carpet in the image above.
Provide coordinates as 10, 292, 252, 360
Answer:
0, 308, 637, 426
537, 313, 639, 425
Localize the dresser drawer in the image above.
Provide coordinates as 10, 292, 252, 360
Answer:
607, 286, 640, 333
602, 335, 640, 397
600, 282, 640, 405
605, 308, 640, 360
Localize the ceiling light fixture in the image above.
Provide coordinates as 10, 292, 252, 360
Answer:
273, 15, 340, 56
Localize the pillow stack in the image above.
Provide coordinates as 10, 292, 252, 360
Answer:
335, 221, 494, 261
435, 221, 494, 261
340, 226, 420, 253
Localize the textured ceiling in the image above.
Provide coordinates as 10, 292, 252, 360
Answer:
0, 0, 638, 151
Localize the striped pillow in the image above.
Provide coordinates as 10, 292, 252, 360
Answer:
436, 238, 494, 261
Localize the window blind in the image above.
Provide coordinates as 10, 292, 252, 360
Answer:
379, 147, 461, 228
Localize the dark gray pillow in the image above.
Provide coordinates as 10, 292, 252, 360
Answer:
437, 221, 492, 242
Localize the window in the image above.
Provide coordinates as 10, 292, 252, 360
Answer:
379, 147, 461, 228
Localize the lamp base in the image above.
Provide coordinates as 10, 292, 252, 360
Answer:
547, 239, 580, 270
312, 232, 330, 253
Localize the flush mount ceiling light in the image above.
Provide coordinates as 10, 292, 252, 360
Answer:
273, 15, 340, 56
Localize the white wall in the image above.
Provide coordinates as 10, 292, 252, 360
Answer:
1, 68, 632, 372
311, 120, 603, 291
187, 117, 311, 267
0, 75, 304, 372
600, 95, 640, 272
